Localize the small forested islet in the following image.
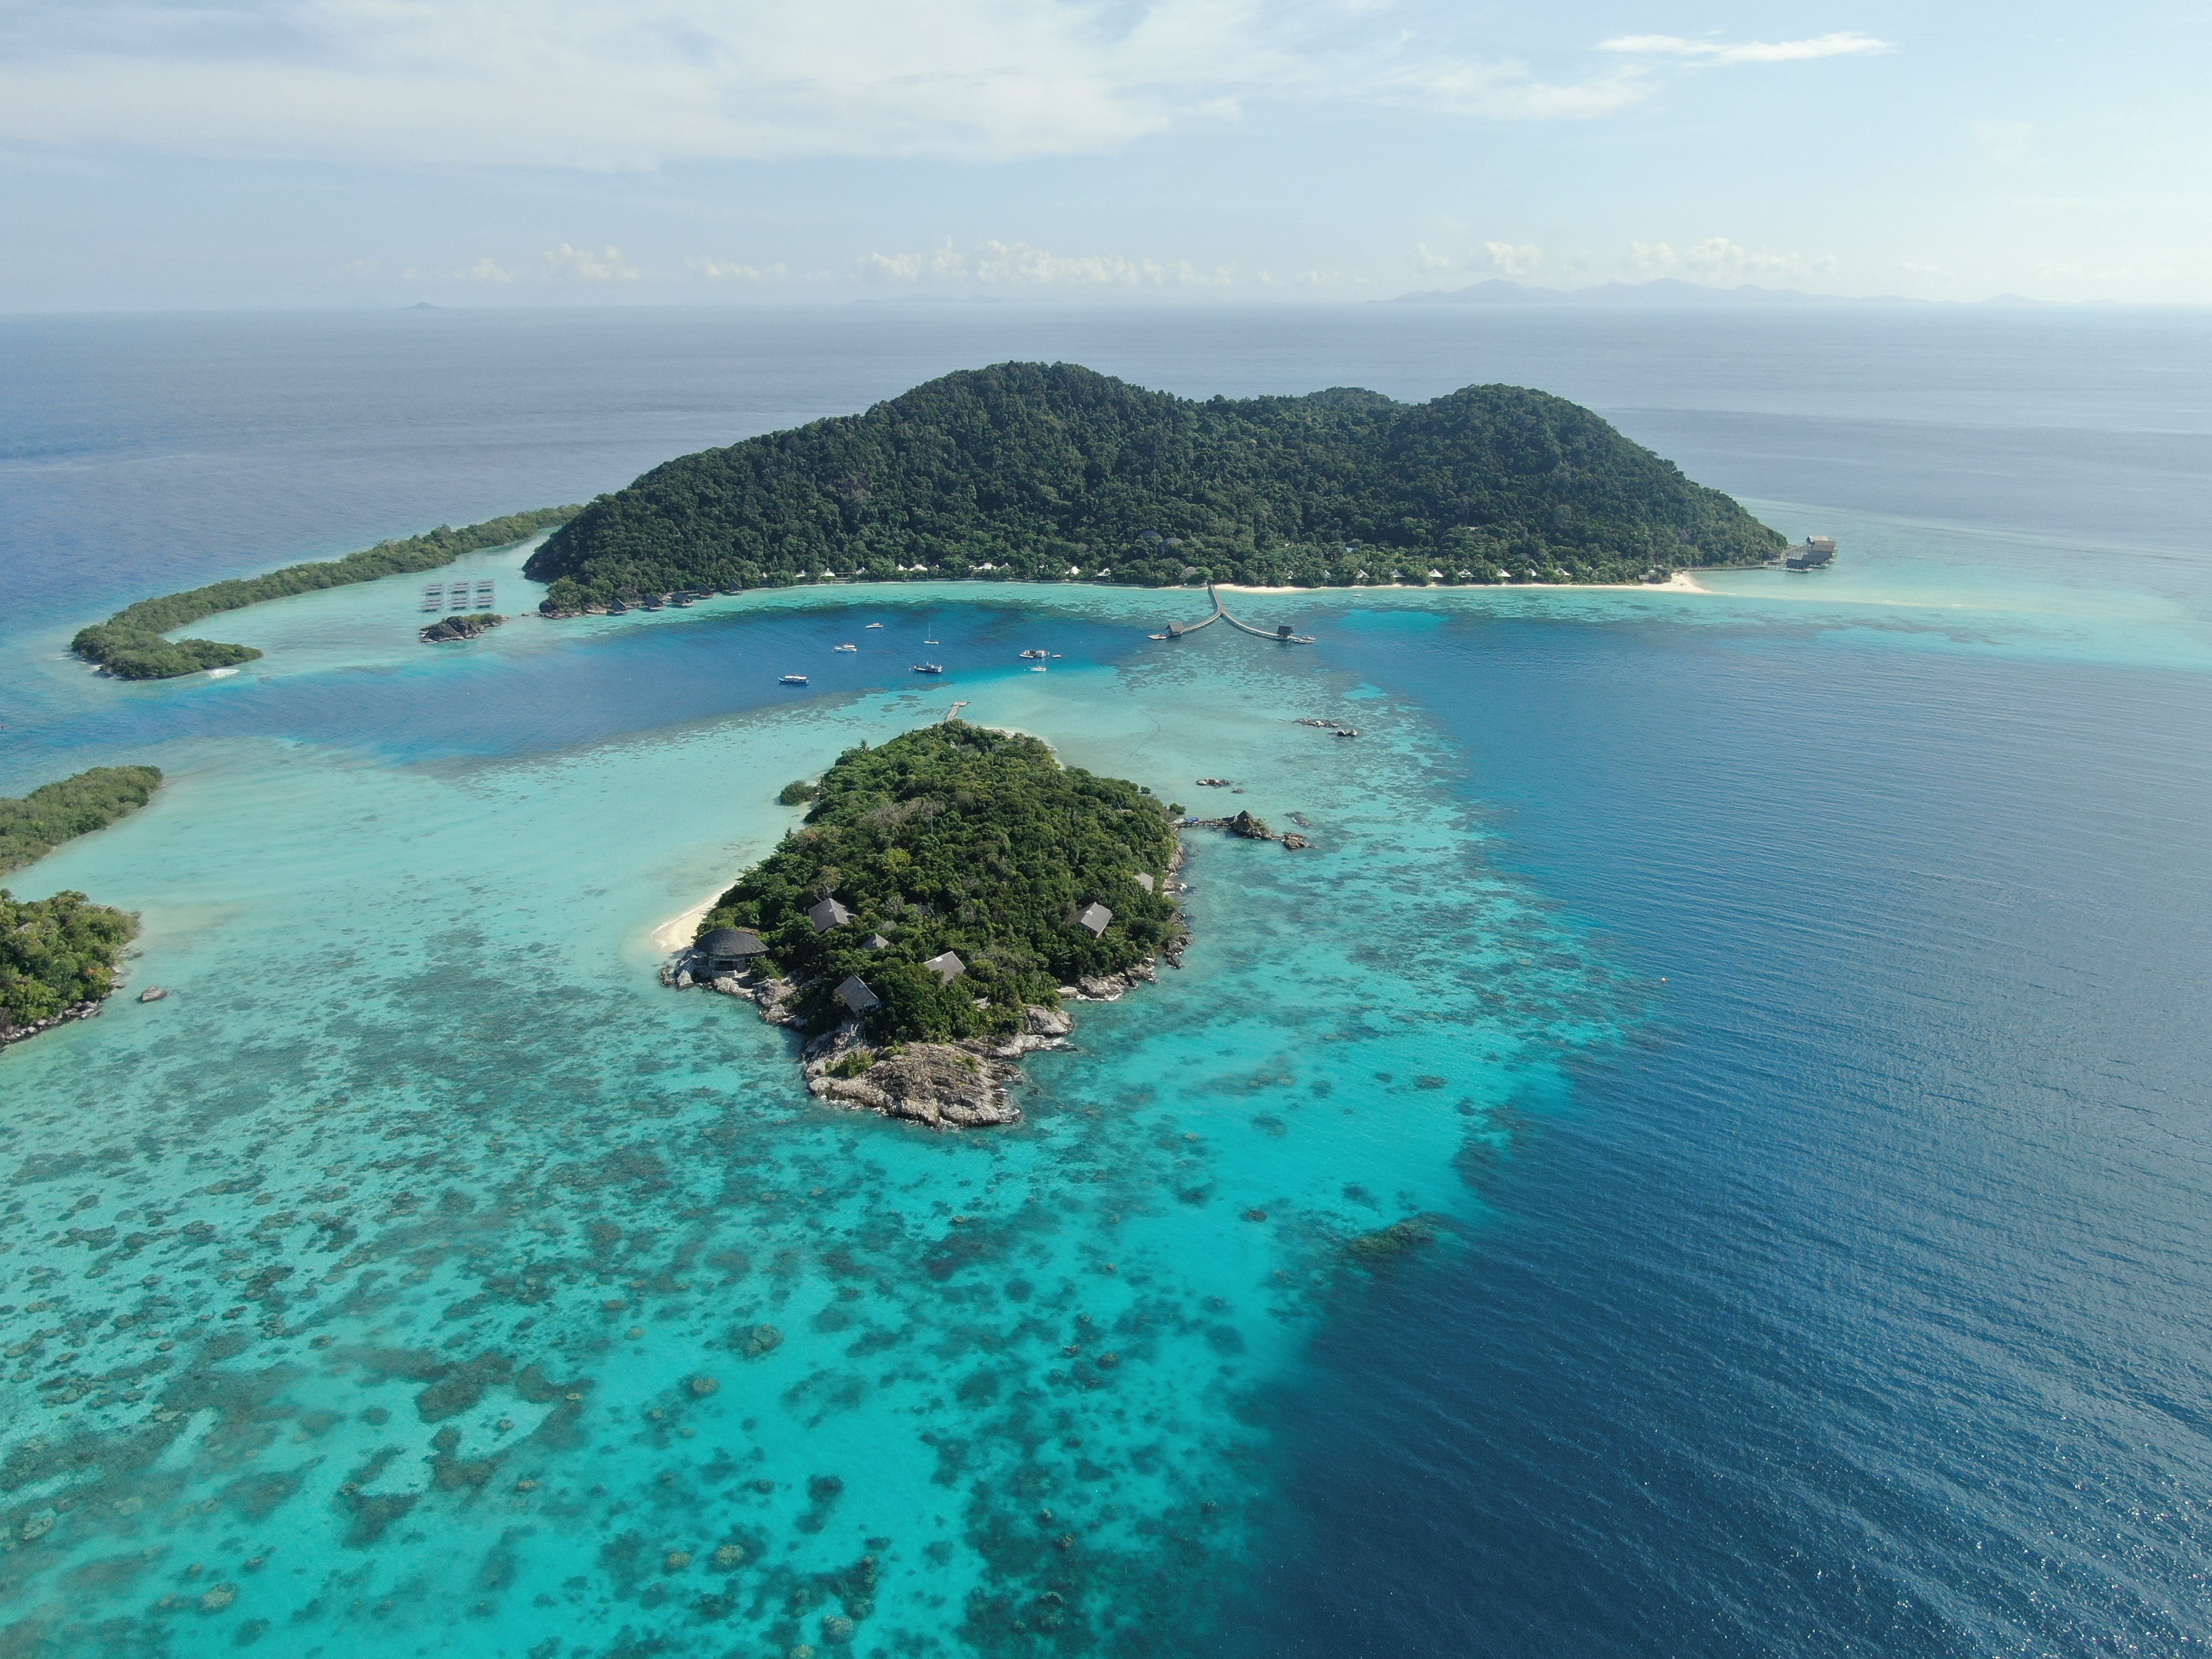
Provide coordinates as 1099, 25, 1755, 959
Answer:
680, 724, 1183, 1126
529, 362, 1781, 607
73, 507, 577, 680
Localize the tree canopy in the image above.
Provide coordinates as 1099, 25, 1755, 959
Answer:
697, 724, 1180, 1042
0, 766, 163, 878
0, 890, 137, 1034
528, 362, 1781, 606
0, 765, 160, 1036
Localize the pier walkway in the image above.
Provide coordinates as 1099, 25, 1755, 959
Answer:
1159, 585, 1314, 644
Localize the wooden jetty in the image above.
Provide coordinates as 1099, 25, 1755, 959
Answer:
1154, 584, 1314, 644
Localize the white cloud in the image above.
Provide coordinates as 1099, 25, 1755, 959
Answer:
542, 243, 639, 283
686, 258, 787, 282
1418, 236, 1841, 288
1630, 236, 1837, 283
857, 251, 927, 284
1600, 31, 1892, 66
1387, 60, 1647, 119
857, 238, 1233, 288
1474, 240, 1543, 278
458, 257, 515, 284
1413, 240, 1548, 280
0, 0, 1664, 169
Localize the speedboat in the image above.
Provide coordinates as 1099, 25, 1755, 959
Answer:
833, 643, 857, 652
911, 663, 944, 675
864, 622, 884, 629
780, 674, 809, 686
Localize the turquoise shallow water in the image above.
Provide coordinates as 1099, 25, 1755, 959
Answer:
6, 306, 2212, 1657
2, 568, 1630, 1655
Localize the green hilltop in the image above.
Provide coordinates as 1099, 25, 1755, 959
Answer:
526, 362, 1780, 604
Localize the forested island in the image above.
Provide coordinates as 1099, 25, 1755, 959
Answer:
528, 363, 1781, 607
674, 723, 1184, 1127
0, 766, 161, 1044
72, 507, 577, 680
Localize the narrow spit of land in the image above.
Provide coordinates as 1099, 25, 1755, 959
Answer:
71, 507, 577, 680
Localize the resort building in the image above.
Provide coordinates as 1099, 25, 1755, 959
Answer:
1076, 902, 1113, 937
700, 927, 768, 974
808, 896, 854, 932
835, 976, 880, 1014
923, 951, 966, 984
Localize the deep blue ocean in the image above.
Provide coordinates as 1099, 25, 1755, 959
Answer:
2, 305, 2209, 1658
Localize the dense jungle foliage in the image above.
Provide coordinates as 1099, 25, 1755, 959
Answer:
0, 891, 138, 1034
528, 363, 1781, 607
0, 766, 163, 877
0, 766, 159, 1033
73, 506, 578, 680
697, 724, 1181, 1041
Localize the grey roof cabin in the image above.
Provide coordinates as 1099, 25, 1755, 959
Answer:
1132, 872, 1155, 893
808, 896, 854, 932
922, 951, 966, 984
699, 927, 768, 972
1076, 902, 1113, 937
835, 975, 880, 1014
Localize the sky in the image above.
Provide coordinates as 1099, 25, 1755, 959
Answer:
1, 0, 2206, 310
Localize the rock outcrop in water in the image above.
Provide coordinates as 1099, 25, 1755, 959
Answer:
420, 612, 504, 643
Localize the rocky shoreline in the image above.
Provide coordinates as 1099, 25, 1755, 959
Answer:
1177, 807, 1310, 849
661, 954, 1168, 1128
663, 847, 1187, 1129
0, 997, 109, 1050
